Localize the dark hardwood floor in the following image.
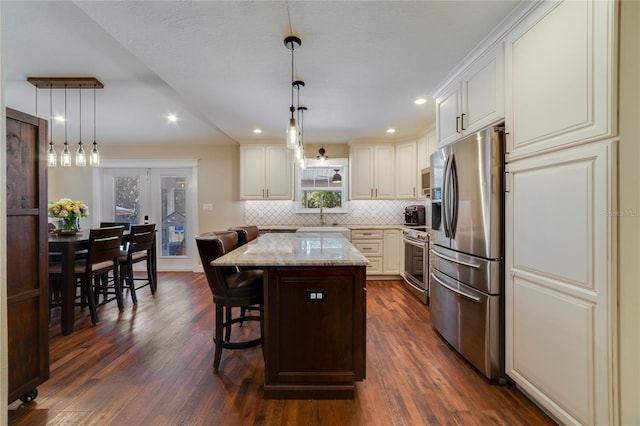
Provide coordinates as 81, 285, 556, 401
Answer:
8, 272, 555, 425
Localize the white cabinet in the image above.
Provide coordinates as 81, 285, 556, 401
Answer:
240, 145, 292, 200
503, 1, 619, 424
505, 140, 617, 426
504, 0, 616, 160
382, 229, 400, 275
395, 141, 417, 199
350, 145, 395, 199
435, 45, 504, 147
351, 228, 400, 276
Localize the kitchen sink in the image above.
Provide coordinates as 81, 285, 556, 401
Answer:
295, 226, 351, 241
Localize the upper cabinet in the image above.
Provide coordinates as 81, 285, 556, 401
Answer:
435, 45, 505, 147
395, 140, 417, 199
504, 0, 616, 160
350, 145, 395, 199
240, 145, 292, 200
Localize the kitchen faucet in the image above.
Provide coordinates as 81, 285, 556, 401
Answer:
319, 197, 325, 225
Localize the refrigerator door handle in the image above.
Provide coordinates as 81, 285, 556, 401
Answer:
430, 273, 482, 303
431, 249, 481, 269
449, 155, 458, 238
442, 154, 452, 238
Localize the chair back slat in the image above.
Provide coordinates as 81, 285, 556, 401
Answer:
87, 227, 124, 266
100, 221, 131, 230
128, 224, 156, 255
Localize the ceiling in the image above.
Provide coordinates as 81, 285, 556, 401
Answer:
3, 1, 522, 147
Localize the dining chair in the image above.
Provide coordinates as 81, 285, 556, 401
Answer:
49, 226, 124, 324
195, 231, 264, 373
118, 223, 156, 304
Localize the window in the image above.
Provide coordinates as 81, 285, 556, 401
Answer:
296, 159, 347, 213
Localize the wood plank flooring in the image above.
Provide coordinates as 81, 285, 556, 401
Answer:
8, 272, 556, 425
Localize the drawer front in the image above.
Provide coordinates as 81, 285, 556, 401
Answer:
351, 229, 384, 239
353, 240, 383, 256
365, 257, 382, 274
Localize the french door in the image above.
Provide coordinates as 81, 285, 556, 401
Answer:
96, 160, 197, 271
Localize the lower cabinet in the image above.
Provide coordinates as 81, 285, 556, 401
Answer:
351, 228, 400, 277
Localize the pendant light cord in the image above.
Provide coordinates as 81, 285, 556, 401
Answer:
79, 87, 82, 144
93, 85, 96, 142
49, 85, 53, 142
64, 85, 67, 143
290, 40, 295, 117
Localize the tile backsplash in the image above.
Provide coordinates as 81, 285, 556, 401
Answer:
245, 199, 430, 226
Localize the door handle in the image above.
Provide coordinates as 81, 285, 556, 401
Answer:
460, 113, 466, 131
430, 273, 481, 303
455, 116, 461, 133
431, 249, 480, 269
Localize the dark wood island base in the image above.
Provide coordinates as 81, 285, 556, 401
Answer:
262, 266, 367, 399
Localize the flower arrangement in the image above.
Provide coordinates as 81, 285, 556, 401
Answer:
48, 198, 89, 233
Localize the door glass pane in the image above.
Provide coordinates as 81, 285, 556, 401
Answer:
114, 176, 139, 224
161, 176, 186, 256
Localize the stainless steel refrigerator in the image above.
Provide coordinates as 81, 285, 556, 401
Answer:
430, 124, 505, 381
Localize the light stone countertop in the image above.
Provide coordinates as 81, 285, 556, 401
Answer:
212, 232, 370, 267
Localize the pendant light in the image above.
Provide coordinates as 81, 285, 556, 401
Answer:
331, 169, 343, 184
60, 85, 72, 167
297, 105, 307, 164
284, 35, 301, 149
47, 85, 57, 167
292, 80, 305, 159
317, 146, 328, 161
75, 87, 87, 166
89, 84, 100, 166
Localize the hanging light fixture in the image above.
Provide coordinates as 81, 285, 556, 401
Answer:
317, 146, 328, 161
27, 77, 104, 167
292, 80, 305, 158
47, 85, 57, 167
297, 106, 307, 167
60, 84, 72, 167
331, 169, 343, 184
90, 84, 100, 166
75, 87, 87, 166
284, 35, 301, 149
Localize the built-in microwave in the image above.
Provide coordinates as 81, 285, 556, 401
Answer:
421, 167, 431, 197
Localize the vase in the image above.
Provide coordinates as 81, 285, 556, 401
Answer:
59, 217, 79, 234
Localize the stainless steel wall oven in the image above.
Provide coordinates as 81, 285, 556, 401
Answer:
402, 228, 430, 304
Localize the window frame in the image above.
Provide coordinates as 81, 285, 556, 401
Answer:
295, 158, 348, 214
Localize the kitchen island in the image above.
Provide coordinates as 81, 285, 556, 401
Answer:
212, 232, 368, 399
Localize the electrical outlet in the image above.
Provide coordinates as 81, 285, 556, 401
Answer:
305, 289, 325, 302
202, 203, 213, 211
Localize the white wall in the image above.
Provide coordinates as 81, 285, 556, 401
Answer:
618, 1, 640, 422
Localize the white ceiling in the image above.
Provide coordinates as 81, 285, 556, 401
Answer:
3, 1, 521, 147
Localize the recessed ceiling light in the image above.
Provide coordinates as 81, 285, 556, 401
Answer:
253, 128, 263, 134
386, 128, 396, 134
167, 114, 177, 123
54, 115, 66, 122
414, 98, 427, 105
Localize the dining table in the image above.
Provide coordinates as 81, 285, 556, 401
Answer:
48, 228, 157, 335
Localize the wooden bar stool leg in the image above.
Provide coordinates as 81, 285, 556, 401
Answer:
214, 304, 224, 373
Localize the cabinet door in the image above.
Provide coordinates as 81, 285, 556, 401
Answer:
374, 145, 395, 199
504, 0, 616, 160
505, 140, 617, 425
350, 145, 374, 199
264, 145, 292, 199
240, 145, 266, 200
382, 230, 400, 274
436, 83, 461, 147
395, 141, 417, 199
6, 108, 50, 403
461, 45, 504, 134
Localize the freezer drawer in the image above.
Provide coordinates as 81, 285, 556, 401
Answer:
430, 268, 502, 380
431, 245, 502, 294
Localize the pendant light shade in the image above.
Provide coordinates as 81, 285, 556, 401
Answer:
47, 85, 57, 167
75, 87, 86, 166
90, 85, 100, 166
60, 85, 72, 167
331, 169, 343, 184
317, 147, 328, 161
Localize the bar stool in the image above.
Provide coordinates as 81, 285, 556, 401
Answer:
195, 231, 263, 372
118, 224, 156, 304
229, 225, 261, 322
